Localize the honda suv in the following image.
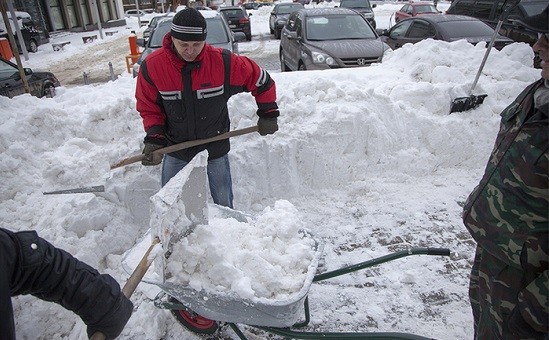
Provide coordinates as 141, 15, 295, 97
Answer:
219, 6, 252, 41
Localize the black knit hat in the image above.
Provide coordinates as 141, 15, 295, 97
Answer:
513, 5, 548, 33
171, 8, 207, 41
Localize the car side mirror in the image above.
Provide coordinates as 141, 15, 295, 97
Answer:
24, 68, 32, 76
234, 32, 246, 42
377, 28, 388, 36
372, 3, 376, 8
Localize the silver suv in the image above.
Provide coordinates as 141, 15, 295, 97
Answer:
132, 11, 245, 77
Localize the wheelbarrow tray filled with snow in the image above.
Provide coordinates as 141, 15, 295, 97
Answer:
151, 229, 323, 328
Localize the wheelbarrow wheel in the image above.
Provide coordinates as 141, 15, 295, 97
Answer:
169, 298, 219, 334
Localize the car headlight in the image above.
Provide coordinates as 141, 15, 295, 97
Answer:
362, 12, 374, 19
311, 51, 336, 66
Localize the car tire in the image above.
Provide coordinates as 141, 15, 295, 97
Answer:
298, 62, 306, 71
280, 52, 290, 72
246, 34, 252, 41
29, 40, 38, 53
274, 29, 281, 39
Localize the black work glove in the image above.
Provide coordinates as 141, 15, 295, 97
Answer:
142, 135, 166, 166
86, 294, 134, 339
257, 117, 278, 136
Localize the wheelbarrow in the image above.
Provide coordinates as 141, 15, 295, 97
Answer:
152, 245, 450, 340
121, 151, 452, 339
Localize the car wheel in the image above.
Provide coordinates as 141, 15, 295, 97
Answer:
29, 40, 38, 53
298, 62, 306, 71
280, 52, 290, 72
274, 29, 280, 39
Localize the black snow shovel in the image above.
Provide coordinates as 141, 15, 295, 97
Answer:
450, 0, 519, 113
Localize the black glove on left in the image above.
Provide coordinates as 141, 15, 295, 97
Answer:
142, 135, 166, 166
258, 117, 278, 136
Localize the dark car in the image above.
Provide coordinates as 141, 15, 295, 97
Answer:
269, 2, 304, 39
379, 14, 514, 50
143, 13, 174, 40
0, 11, 49, 53
395, 2, 441, 23
243, 2, 260, 10
446, 0, 546, 46
0, 56, 60, 98
132, 10, 245, 77
219, 6, 252, 41
337, 0, 376, 28
279, 8, 389, 71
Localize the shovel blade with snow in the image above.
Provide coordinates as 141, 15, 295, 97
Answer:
449, 0, 518, 114
43, 126, 259, 195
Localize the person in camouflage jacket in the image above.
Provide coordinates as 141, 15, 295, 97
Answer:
462, 6, 548, 340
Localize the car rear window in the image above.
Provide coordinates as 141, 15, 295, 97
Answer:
440, 20, 495, 39
221, 9, 245, 18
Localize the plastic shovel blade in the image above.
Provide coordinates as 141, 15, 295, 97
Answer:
450, 94, 487, 114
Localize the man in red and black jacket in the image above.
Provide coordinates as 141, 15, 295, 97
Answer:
135, 7, 279, 209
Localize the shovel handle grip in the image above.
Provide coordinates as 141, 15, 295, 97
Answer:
110, 126, 259, 170
89, 237, 161, 340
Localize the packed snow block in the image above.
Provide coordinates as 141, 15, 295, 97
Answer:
81, 35, 97, 43
149, 151, 208, 279
52, 41, 70, 51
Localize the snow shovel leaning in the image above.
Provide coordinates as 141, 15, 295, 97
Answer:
90, 236, 161, 340
449, 0, 519, 113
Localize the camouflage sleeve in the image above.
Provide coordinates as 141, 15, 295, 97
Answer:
518, 270, 549, 333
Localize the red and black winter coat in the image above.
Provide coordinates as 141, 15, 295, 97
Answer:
135, 33, 278, 162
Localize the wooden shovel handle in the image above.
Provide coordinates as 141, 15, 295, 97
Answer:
89, 237, 161, 340
110, 126, 259, 170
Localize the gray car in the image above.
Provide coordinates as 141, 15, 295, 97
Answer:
269, 2, 304, 39
132, 11, 245, 77
279, 8, 389, 71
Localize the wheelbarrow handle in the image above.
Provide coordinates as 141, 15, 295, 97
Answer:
312, 247, 451, 282
89, 237, 161, 340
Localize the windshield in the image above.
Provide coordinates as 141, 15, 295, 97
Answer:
306, 14, 376, 40
440, 20, 494, 39
415, 5, 438, 14
149, 17, 229, 48
340, 0, 371, 9
277, 4, 303, 14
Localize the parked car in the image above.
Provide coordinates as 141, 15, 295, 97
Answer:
0, 11, 49, 53
125, 9, 149, 17
0, 56, 60, 98
132, 10, 245, 77
279, 8, 389, 71
445, 0, 546, 46
243, 2, 260, 10
379, 14, 514, 50
394, 2, 441, 23
143, 13, 174, 40
269, 2, 304, 39
336, 0, 376, 28
219, 6, 252, 41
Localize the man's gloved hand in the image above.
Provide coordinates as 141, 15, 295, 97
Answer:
142, 135, 166, 166
86, 294, 134, 340
257, 117, 278, 136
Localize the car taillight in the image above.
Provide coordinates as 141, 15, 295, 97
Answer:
239, 18, 249, 24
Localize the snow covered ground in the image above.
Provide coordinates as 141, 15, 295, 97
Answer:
0, 1, 542, 339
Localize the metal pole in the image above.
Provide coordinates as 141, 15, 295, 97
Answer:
0, 0, 30, 93
135, 0, 141, 28
91, 0, 104, 39
5, 0, 28, 60
108, 61, 115, 81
